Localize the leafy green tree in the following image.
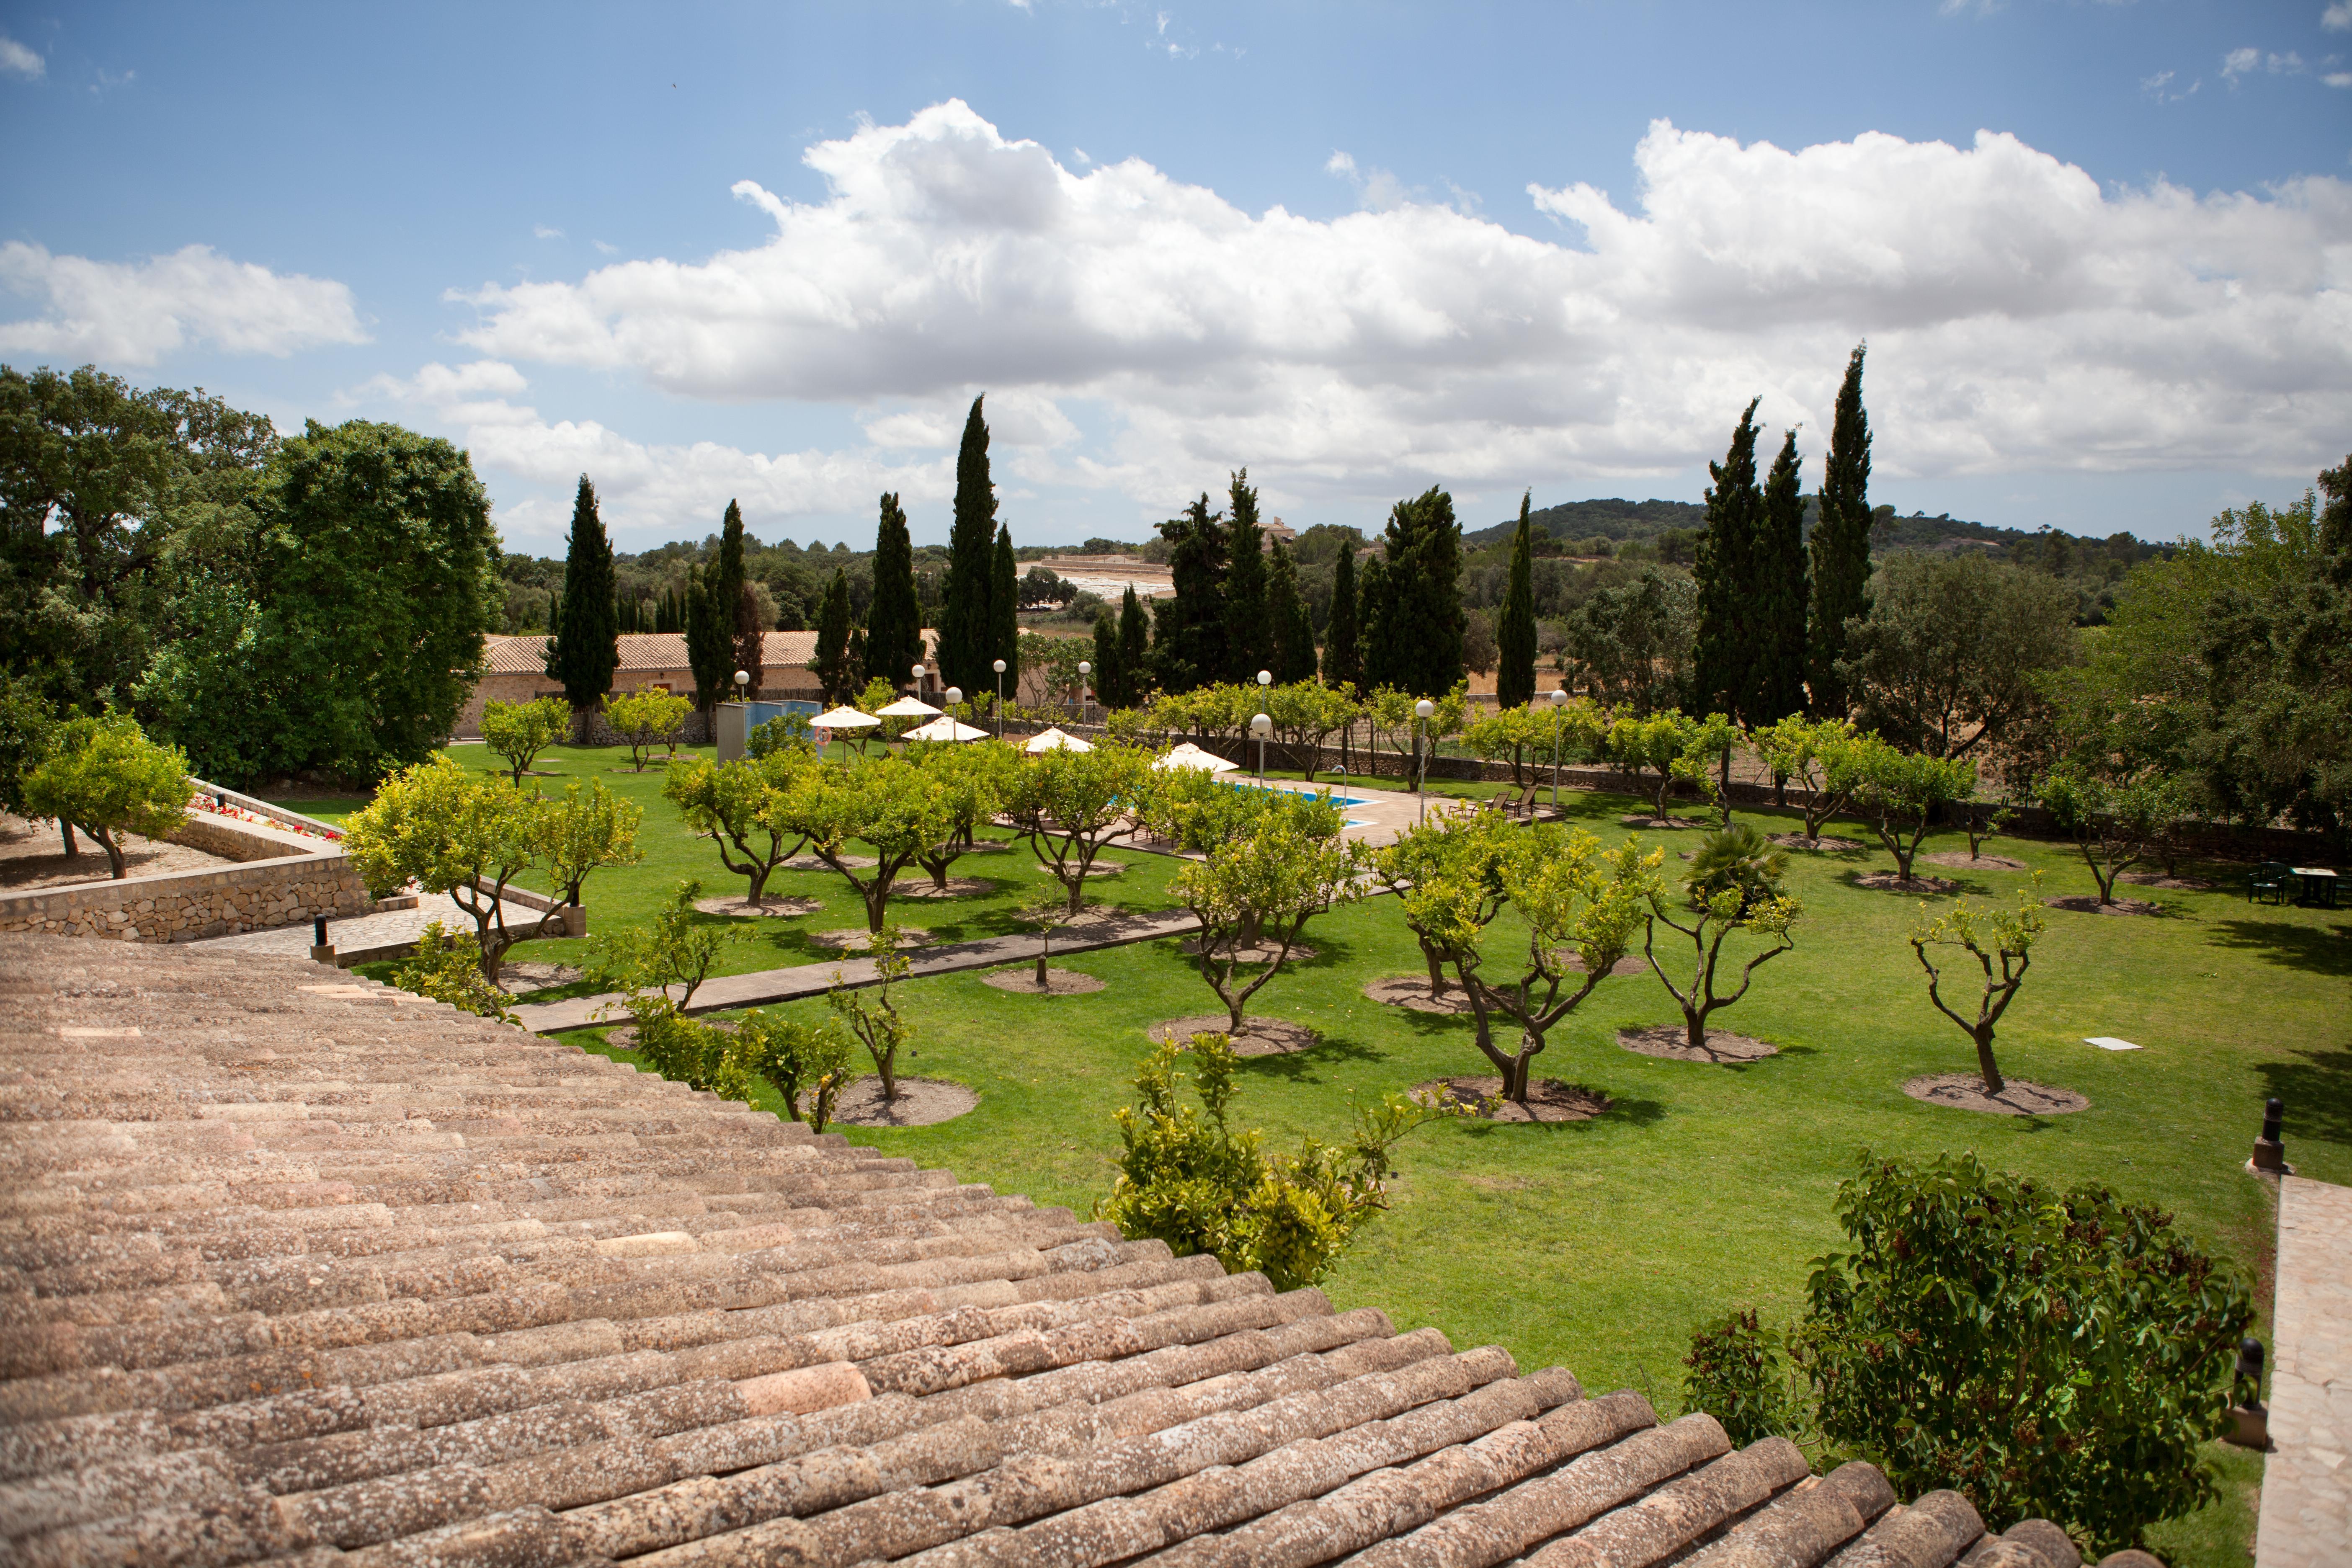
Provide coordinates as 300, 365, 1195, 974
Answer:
937, 395, 998, 695
479, 695, 570, 785
1752, 714, 1863, 842
684, 560, 733, 714
1644, 823, 1803, 1051
23, 710, 191, 879
1364, 487, 1464, 696
604, 687, 693, 771
136, 420, 499, 784
389, 921, 518, 1024
1171, 804, 1363, 1032
538, 779, 642, 909
907, 738, 1014, 890
1754, 428, 1809, 722
1091, 610, 1121, 709
1321, 538, 1362, 693
865, 491, 922, 685
1098, 1032, 1449, 1292
1694, 398, 1764, 719
1495, 493, 1539, 709
1462, 703, 1553, 788
1604, 710, 1702, 820
0, 673, 60, 842
810, 567, 856, 705
1014, 882, 1088, 987
1808, 344, 1873, 716
1839, 552, 2079, 760
1222, 469, 1273, 682
1563, 568, 1695, 715
1004, 742, 1152, 912
990, 523, 1020, 700
1267, 538, 1319, 685
2039, 765, 2191, 906
1911, 884, 2046, 1094
1153, 495, 1229, 694
588, 878, 741, 1010
1665, 711, 1744, 828
727, 1009, 854, 1128
830, 934, 917, 1099
546, 476, 619, 730
1849, 734, 1978, 883
1116, 583, 1152, 703
767, 756, 955, 931
712, 498, 750, 691
1261, 679, 1359, 783
1686, 1150, 2252, 1558
663, 749, 810, 904
342, 757, 566, 983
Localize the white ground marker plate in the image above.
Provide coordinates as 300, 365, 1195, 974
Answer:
2085, 1036, 2142, 1052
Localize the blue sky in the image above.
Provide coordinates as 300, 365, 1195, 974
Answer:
3, 0, 2348, 553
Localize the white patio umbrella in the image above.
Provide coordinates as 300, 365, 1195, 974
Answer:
1155, 741, 1239, 774
1025, 726, 1094, 754
875, 696, 942, 719
904, 715, 990, 743
812, 707, 880, 730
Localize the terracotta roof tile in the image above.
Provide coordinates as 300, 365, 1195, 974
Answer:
0, 934, 2096, 1568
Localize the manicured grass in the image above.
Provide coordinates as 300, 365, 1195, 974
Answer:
283, 745, 2347, 1558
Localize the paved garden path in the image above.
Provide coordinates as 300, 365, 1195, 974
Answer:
2257, 1173, 2352, 1568
511, 905, 1206, 1032
192, 891, 555, 965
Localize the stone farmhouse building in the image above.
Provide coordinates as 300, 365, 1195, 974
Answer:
455, 633, 829, 739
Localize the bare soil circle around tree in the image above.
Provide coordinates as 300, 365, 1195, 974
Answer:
983, 967, 1107, 996
694, 895, 820, 920
895, 878, 994, 900
1854, 872, 1960, 894
1560, 953, 1651, 977
1621, 814, 1708, 831
1364, 976, 1475, 1014
2119, 870, 2215, 891
807, 927, 931, 951
1037, 860, 1126, 878
1903, 1074, 2089, 1116
1148, 1015, 1319, 1057
1413, 1075, 1613, 1123
824, 1075, 978, 1127
1182, 937, 1317, 965
600, 1017, 738, 1052
784, 853, 876, 870
1767, 833, 1867, 853
499, 960, 584, 993
1919, 851, 2027, 871
1618, 1025, 1778, 1064
2043, 895, 2162, 917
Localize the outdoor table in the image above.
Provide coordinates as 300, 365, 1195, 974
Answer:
2290, 867, 2340, 908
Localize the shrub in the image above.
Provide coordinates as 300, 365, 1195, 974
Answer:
23, 710, 191, 879
748, 710, 815, 758
389, 921, 519, 1024
588, 878, 742, 1010
1644, 823, 1803, 1051
480, 695, 570, 784
827, 932, 916, 1101
1097, 1032, 1450, 1291
727, 1009, 854, 1130
1680, 1150, 2254, 1556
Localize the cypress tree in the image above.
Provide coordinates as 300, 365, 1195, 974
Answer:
811, 567, 854, 705
1222, 469, 1272, 682
1496, 490, 1538, 709
938, 396, 996, 694
1808, 344, 1873, 716
1117, 584, 1150, 702
734, 582, 768, 701
1753, 429, 1810, 722
1153, 495, 1228, 693
1092, 611, 1121, 708
1355, 551, 1392, 689
714, 499, 748, 649
1367, 487, 1464, 696
990, 524, 1020, 706
866, 491, 921, 684
1694, 399, 1764, 719
1268, 539, 1318, 684
1322, 539, 1361, 691
684, 563, 732, 713
547, 475, 619, 729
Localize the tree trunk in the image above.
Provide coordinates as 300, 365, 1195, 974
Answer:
59, 820, 77, 856
1685, 1006, 1708, 1052
95, 828, 127, 880
745, 861, 771, 903
1975, 1028, 2005, 1096
1424, 944, 1448, 996
865, 884, 889, 932
1501, 1051, 1532, 1104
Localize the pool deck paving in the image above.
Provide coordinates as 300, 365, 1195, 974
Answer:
2257, 1173, 2352, 1568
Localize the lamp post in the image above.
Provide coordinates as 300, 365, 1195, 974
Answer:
1252, 711, 1272, 782
946, 686, 962, 735
1548, 688, 1568, 814
912, 661, 925, 692
993, 658, 1007, 738
1076, 660, 1091, 723
1414, 698, 1435, 824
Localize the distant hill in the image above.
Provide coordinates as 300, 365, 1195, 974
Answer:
1465, 498, 1704, 548
1468, 497, 2162, 562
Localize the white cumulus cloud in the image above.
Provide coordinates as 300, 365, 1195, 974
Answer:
2324, 3, 2350, 31
0, 34, 42, 77
0, 242, 367, 365
444, 102, 2352, 511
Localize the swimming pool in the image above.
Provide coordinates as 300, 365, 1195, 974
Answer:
1221, 781, 1373, 808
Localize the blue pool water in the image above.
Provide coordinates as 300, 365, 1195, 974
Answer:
1222, 782, 1373, 808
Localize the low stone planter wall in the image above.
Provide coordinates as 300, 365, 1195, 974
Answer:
0, 781, 372, 944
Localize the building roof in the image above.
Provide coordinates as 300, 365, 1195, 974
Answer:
0, 934, 2111, 1568
479, 631, 939, 680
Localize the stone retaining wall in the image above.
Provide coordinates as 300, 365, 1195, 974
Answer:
0, 781, 373, 944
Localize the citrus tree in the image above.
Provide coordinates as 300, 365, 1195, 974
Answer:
1643, 823, 1803, 1051
1262, 680, 1359, 782
663, 750, 810, 905
22, 710, 190, 879
2038, 765, 2192, 905
829, 931, 917, 1099
1462, 703, 1553, 788
1753, 714, 1862, 837
1605, 710, 1700, 820
1665, 711, 1743, 828
1003, 742, 1152, 913
1910, 881, 2046, 1095
588, 878, 742, 1010
538, 780, 642, 908
727, 1010, 854, 1129
1849, 735, 1978, 883
769, 757, 956, 931
1372, 808, 1520, 1002
1169, 800, 1364, 1032
907, 739, 1017, 890
605, 687, 692, 771
479, 695, 570, 785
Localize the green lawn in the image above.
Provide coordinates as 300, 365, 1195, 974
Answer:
279, 740, 2346, 1567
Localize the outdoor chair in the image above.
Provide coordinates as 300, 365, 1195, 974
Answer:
2248, 863, 2291, 905
1510, 780, 1540, 819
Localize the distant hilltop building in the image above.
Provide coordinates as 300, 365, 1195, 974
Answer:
1261, 516, 1297, 549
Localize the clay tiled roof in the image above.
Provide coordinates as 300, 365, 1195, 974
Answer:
479, 631, 937, 680
0, 934, 2114, 1568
